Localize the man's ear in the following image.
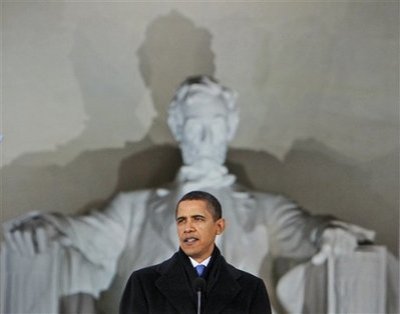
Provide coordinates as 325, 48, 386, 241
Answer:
216, 218, 226, 235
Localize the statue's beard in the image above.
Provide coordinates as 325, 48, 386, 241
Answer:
176, 143, 235, 191
180, 143, 227, 168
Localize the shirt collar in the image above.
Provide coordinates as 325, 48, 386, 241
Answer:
188, 256, 211, 267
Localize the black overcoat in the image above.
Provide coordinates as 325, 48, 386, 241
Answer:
119, 247, 271, 314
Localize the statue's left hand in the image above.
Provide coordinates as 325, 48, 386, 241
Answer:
311, 228, 358, 265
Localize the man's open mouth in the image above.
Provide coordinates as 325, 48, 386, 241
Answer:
183, 237, 199, 243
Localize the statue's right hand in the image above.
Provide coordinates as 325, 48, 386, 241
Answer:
3, 212, 65, 256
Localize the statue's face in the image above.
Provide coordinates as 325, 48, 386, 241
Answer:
180, 93, 229, 167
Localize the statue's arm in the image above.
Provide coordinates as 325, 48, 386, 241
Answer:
47, 193, 134, 266
3, 192, 138, 267
262, 194, 374, 261
2, 192, 145, 298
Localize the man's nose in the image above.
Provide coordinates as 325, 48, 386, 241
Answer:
184, 221, 195, 232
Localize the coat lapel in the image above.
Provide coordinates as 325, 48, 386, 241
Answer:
155, 253, 196, 313
204, 255, 242, 314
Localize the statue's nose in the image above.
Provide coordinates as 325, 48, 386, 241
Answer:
200, 127, 212, 143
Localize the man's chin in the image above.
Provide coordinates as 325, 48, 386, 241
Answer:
181, 247, 197, 258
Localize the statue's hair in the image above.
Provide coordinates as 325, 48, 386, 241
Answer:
176, 190, 222, 221
167, 75, 239, 142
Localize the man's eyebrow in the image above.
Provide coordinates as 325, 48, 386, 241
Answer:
176, 214, 206, 221
192, 214, 206, 218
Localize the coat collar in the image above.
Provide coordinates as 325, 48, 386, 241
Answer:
155, 251, 195, 313
155, 248, 242, 314
204, 249, 242, 314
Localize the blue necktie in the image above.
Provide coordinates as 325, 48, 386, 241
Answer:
195, 264, 206, 277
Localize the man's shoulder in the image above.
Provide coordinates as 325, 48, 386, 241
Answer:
129, 253, 177, 279
130, 264, 159, 282
230, 265, 262, 281
221, 257, 264, 284
232, 267, 266, 292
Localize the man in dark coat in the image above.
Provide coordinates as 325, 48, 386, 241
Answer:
119, 190, 271, 314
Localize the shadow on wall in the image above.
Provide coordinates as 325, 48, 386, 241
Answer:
137, 10, 216, 141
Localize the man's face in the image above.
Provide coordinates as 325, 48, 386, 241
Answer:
180, 93, 229, 167
176, 199, 225, 262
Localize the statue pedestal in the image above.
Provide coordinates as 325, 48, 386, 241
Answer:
277, 245, 396, 314
0, 244, 62, 314
326, 245, 386, 314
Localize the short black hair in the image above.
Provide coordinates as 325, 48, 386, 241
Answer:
176, 190, 222, 221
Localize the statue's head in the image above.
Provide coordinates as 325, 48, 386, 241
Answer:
168, 75, 239, 167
